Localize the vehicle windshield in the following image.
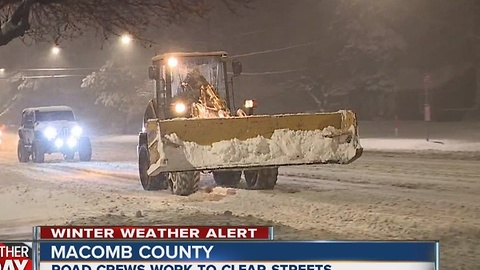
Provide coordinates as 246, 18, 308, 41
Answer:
35, 110, 75, 122
168, 56, 226, 99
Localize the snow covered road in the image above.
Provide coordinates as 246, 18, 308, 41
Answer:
0, 132, 479, 269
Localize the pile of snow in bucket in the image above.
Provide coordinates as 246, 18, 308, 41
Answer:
152, 125, 361, 172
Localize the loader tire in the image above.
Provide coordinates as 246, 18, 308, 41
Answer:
244, 167, 279, 190
168, 171, 200, 196
138, 144, 168, 191
212, 170, 242, 187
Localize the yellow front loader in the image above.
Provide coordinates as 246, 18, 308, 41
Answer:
138, 51, 362, 195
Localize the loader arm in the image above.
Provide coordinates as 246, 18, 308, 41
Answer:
182, 71, 235, 118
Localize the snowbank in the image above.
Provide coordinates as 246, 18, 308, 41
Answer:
362, 138, 480, 152
148, 126, 361, 174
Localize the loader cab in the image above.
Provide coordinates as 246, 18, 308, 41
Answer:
149, 51, 236, 119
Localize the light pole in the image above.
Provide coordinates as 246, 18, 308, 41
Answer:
423, 74, 432, 141
0, 69, 7, 110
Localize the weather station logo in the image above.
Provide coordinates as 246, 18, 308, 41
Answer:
0, 242, 33, 270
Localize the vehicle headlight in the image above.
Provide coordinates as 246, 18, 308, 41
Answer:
244, 99, 254, 108
71, 125, 83, 137
67, 137, 77, 148
174, 102, 187, 114
55, 138, 64, 148
168, 57, 178, 68
44, 127, 57, 140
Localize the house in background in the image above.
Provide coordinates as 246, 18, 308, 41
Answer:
393, 63, 476, 121
320, 64, 477, 121
197, 63, 477, 121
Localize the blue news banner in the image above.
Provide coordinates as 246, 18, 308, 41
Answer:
38, 241, 438, 270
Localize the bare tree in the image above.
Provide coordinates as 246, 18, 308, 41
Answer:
0, 0, 252, 46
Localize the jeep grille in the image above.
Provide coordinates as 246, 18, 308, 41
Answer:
59, 128, 70, 138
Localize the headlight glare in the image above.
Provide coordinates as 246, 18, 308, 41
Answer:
67, 137, 77, 148
44, 127, 57, 140
174, 102, 186, 114
168, 57, 178, 68
72, 125, 83, 137
55, 138, 64, 148
244, 99, 254, 108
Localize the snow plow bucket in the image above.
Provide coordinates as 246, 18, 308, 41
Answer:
146, 110, 362, 176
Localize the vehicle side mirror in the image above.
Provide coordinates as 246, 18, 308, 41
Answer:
25, 120, 34, 128
232, 60, 242, 77
148, 66, 158, 80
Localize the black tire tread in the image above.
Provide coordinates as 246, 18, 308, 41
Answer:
17, 139, 29, 163
244, 167, 279, 190
212, 170, 242, 187
78, 137, 92, 161
32, 141, 45, 163
169, 171, 200, 196
138, 144, 168, 191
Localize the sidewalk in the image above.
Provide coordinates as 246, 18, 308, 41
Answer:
358, 120, 480, 152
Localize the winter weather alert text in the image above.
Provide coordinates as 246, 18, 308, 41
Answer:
39, 226, 267, 240
0, 226, 438, 270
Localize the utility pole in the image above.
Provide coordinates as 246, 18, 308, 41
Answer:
423, 74, 432, 141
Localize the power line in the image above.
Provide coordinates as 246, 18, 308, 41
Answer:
228, 68, 306, 76
231, 29, 270, 38
18, 68, 101, 71
232, 40, 321, 58
17, 67, 144, 71
3, 74, 87, 79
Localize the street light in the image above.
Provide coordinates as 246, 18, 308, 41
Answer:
120, 34, 132, 45
51, 46, 60, 55
167, 57, 178, 68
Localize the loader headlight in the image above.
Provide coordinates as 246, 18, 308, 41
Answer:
168, 57, 178, 68
244, 99, 255, 108
71, 125, 83, 137
44, 127, 57, 140
174, 102, 187, 114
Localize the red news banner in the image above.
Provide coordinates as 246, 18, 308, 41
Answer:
0, 242, 33, 270
38, 226, 272, 240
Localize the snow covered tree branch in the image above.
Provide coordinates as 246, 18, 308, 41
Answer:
0, 71, 40, 118
0, 0, 253, 46
81, 61, 152, 131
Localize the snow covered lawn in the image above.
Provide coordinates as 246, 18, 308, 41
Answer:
0, 123, 479, 269
362, 138, 480, 152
